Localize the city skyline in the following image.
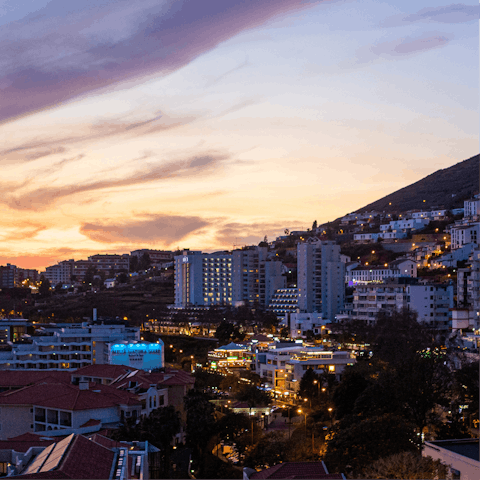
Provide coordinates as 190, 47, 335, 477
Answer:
1, 0, 478, 270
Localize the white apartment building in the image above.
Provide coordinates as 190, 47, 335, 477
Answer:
464, 195, 480, 218
351, 281, 454, 329
281, 312, 326, 339
346, 259, 416, 285
450, 222, 480, 250
254, 342, 304, 395
0, 323, 140, 370
407, 284, 454, 331
174, 251, 233, 307
285, 347, 355, 395
380, 218, 430, 232
232, 246, 285, 308
351, 282, 409, 324
353, 231, 408, 242
43, 260, 75, 285
411, 209, 447, 220
297, 239, 345, 321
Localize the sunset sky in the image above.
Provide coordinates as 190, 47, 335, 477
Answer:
1, 0, 478, 271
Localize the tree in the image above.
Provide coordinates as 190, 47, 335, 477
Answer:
129, 255, 139, 272
371, 308, 434, 365
361, 451, 448, 480
84, 266, 97, 286
184, 390, 216, 456
117, 272, 129, 284
298, 368, 321, 400
236, 384, 271, 409
244, 431, 289, 469
215, 320, 244, 344
332, 365, 371, 420
139, 252, 152, 271
54, 282, 64, 293
312, 220, 317, 230
323, 414, 419, 476
38, 276, 51, 297
137, 406, 180, 477
215, 412, 250, 442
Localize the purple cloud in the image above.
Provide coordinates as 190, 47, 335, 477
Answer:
382, 4, 479, 27
354, 32, 454, 64
80, 213, 210, 244
0, 0, 327, 123
371, 33, 453, 57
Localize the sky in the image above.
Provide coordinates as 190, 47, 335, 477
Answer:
0, 0, 478, 271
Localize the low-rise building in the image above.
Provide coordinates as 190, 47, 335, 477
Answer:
0, 322, 140, 371
423, 439, 479, 480
284, 347, 355, 396
207, 342, 251, 374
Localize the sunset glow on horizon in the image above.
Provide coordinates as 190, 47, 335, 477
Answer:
1, 0, 478, 271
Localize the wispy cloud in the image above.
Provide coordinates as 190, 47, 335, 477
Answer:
0, 222, 47, 242
368, 33, 453, 57
381, 4, 479, 27
80, 213, 210, 244
349, 32, 454, 67
1, 152, 231, 211
0, 112, 196, 165
0, 0, 330, 123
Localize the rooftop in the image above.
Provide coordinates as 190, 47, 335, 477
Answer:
428, 439, 479, 461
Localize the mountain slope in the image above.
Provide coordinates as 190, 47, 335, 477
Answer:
356, 154, 479, 214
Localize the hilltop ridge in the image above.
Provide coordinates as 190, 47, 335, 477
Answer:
354, 154, 479, 214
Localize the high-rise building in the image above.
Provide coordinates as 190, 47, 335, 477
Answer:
174, 251, 232, 308
297, 239, 345, 320
0, 264, 16, 288
232, 246, 285, 308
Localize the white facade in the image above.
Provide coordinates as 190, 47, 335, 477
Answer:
346, 259, 416, 285
450, 222, 480, 250
380, 218, 430, 232
285, 347, 355, 395
43, 260, 75, 285
411, 209, 447, 220
464, 196, 480, 218
407, 284, 454, 331
0, 323, 139, 370
351, 283, 409, 323
281, 312, 326, 339
297, 240, 345, 321
423, 439, 480, 480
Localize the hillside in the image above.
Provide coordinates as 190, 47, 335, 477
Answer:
355, 154, 479, 214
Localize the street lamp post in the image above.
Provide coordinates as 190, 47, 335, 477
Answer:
298, 408, 307, 443
328, 407, 333, 427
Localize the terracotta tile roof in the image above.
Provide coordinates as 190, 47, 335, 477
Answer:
85, 433, 130, 449
110, 368, 194, 389
251, 462, 344, 479
0, 433, 64, 453
79, 419, 101, 428
13, 434, 116, 479
72, 364, 132, 379
0, 371, 71, 388
0, 381, 141, 410
59, 434, 115, 479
